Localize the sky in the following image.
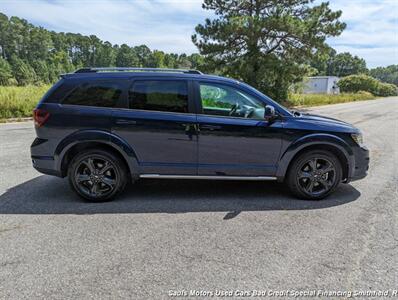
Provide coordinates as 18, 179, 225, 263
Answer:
0, 0, 397, 68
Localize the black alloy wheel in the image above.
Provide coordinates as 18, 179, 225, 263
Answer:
287, 150, 342, 200
297, 157, 336, 196
68, 150, 127, 201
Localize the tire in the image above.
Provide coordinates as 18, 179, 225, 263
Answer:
67, 149, 127, 202
286, 150, 342, 200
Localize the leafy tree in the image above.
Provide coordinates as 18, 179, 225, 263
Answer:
176, 53, 191, 69
188, 53, 205, 70
0, 57, 14, 85
310, 50, 368, 77
31, 60, 50, 84
96, 41, 116, 67
0, 13, 10, 59
326, 52, 367, 77
152, 50, 166, 68
134, 45, 153, 67
115, 44, 139, 67
10, 55, 36, 85
369, 65, 398, 86
164, 53, 178, 68
27, 27, 53, 62
192, 0, 346, 101
309, 47, 336, 75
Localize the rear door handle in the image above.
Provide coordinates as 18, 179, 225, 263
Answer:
200, 124, 222, 131
115, 119, 137, 125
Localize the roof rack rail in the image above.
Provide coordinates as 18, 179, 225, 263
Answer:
74, 67, 203, 75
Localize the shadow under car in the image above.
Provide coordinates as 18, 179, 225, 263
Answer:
0, 175, 360, 219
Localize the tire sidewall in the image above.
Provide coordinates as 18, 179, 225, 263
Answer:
287, 150, 342, 200
68, 150, 127, 202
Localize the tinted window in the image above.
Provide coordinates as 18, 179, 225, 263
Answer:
129, 80, 188, 113
62, 81, 123, 107
42, 79, 75, 103
200, 82, 265, 119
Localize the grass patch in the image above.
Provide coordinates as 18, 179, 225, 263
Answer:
287, 91, 375, 107
0, 85, 50, 120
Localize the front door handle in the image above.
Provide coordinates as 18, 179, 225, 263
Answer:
115, 119, 137, 125
200, 124, 222, 131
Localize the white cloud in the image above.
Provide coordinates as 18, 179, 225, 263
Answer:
0, 0, 397, 67
333, 45, 397, 68
326, 0, 398, 67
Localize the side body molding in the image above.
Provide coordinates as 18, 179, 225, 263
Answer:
276, 133, 354, 181
54, 129, 139, 178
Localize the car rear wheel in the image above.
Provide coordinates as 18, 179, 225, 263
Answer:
287, 150, 342, 200
68, 149, 127, 201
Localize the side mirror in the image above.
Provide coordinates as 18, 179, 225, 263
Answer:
264, 105, 277, 121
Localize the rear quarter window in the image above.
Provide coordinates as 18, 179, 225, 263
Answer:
62, 81, 125, 108
40, 79, 74, 103
129, 80, 188, 113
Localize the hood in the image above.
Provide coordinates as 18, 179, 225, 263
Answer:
293, 112, 359, 133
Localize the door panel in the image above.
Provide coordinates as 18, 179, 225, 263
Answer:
195, 81, 282, 176
197, 115, 282, 176
112, 110, 197, 174
111, 79, 197, 175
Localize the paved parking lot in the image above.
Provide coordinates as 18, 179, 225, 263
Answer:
0, 97, 397, 299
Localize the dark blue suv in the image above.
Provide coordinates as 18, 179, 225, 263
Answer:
31, 68, 369, 201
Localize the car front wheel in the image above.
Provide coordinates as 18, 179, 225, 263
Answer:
68, 149, 127, 201
287, 150, 342, 200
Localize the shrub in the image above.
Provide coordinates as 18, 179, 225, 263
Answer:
376, 82, 397, 96
338, 74, 397, 96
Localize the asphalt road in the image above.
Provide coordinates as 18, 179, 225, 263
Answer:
0, 97, 397, 299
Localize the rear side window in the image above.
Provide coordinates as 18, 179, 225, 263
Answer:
41, 79, 74, 103
62, 81, 123, 107
129, 80, 188, 113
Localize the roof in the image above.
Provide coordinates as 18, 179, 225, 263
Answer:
61, 67, 237, 84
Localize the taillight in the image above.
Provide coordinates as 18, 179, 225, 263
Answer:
33, 108, 50, 127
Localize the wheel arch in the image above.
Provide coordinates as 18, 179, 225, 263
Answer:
55, 130, 139, 179
276, 134, 354, 182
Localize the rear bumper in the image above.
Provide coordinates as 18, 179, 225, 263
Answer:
348, 145, 369, 182
31, 155, 62, 177
31, 137, 62, 177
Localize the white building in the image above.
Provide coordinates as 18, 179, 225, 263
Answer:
303, 76, 340, 94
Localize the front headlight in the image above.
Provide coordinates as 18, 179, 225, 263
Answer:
351, 133, 364, 146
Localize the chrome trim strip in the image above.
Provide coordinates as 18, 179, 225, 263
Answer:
139, 174, 277, 181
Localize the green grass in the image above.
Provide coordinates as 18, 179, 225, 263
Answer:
287, 91, 376, 107
0, 86, 379, 121
0, 85, 51, 120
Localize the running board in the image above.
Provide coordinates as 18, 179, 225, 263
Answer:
139, 174, 277, 181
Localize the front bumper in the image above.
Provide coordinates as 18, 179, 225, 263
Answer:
349, 145, 369, 182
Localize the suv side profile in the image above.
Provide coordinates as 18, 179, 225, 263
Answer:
31, 68, 369, 201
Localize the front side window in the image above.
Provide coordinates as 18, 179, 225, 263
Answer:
62, 81, 123, 107
199, 82, 265, 119
129, 80, 188, 113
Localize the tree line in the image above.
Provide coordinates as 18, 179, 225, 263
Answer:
310, 48, 397, 86
0, 2, 397, 101
0, 12, 204, 86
